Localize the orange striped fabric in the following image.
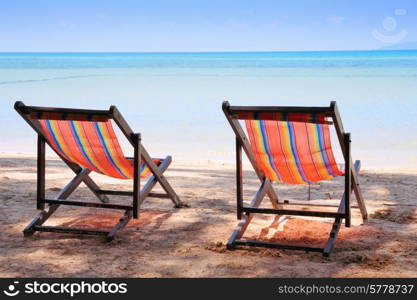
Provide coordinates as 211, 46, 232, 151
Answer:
243, 114, 343, 184
36, 119, 159, 179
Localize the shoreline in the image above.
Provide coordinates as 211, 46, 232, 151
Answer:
1, 152, 416, 173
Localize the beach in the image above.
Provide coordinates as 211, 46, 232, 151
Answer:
0, 51, 416, 278
0, 153, 416, 277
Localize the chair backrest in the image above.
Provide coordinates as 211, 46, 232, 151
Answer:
15, 102, 153, 179
227, 104, 344, 184
38, 118, 133, 179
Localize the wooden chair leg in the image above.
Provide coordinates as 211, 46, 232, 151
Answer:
323, 160, 362, 256
323, 198, 345, 257
23, 168, 91, 236
227, 179, 269, 249
352, 161, 368, 221
106, 211, 133, 242
323, 217, 342, 257
64, 160, 109, 203
141, 151, 184, 208
138, 156, 184, 207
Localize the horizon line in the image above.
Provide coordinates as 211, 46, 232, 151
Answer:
0, 49, 416, 54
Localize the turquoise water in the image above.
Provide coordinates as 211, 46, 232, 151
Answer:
1, 51, 416, 168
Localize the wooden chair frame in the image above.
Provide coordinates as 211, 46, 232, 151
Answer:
222, 101, 367, 256
15, 101, 184, 241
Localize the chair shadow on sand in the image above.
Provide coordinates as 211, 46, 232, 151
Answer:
57, 210, 174, 239
254, 216, 381, 251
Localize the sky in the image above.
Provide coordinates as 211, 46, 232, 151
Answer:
0, 0, 416, 52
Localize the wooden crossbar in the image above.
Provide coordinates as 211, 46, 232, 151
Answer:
43, 199, 133, 210
227, 105, 333, 115
241, 207, 345, 218
34, 226, 109, 236
233, 239, 324, 252
17, 103, 112, 122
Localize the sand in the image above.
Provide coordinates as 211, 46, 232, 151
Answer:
0, 153, 416, 277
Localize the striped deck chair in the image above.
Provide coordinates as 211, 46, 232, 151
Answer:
15, 101, 184, 241
222, 101, 367, 256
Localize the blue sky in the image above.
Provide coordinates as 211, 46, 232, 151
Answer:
0, 0, 416, 52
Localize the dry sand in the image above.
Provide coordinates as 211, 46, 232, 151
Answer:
0, 154, 416, 277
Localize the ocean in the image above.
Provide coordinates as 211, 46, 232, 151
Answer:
0, 51, 416, 169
